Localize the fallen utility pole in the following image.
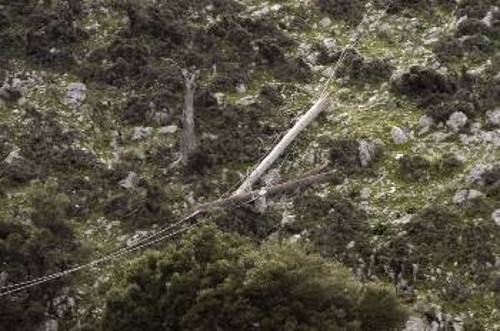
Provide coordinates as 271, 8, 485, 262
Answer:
235, 93, 332, 194
199, 169, 340, 212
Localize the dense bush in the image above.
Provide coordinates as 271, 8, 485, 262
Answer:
100, 225, 407, 331
317, 0, 366, 23
0, 185, 81, 331
0, 0, 86, 65
398, 155, 431, 181
291, 194, 373, 270
375, 205, 499, 286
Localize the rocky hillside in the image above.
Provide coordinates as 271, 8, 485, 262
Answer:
0, 0, 499, 330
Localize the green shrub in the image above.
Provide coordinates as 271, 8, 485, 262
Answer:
0, 185, 82, 331
100, 224, 407, 331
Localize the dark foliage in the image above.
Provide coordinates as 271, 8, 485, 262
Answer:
392, 62, 500, 124
292, 194, 373, 270
317, 47, 393, 84
0, 0, 86, 65
211, 205, 280, 239
375, 205, 499, 287
329, 139, 361, 171
0, 187, 82, 331
481, 166, 500, 199
317, 0, 367, 23
398, 155, 431, 181
83, 1, 300, 89
390, 66, 456, 106
103, 179, 173, 229
100, 225, 407, 331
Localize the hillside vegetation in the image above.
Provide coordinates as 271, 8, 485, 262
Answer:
0, 0, 499, 330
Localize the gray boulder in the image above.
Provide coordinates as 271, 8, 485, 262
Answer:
492, 209, 500, 226
65, 82, 87, 106
119, 172, 139, 190
486, 108, 500, 126
132, 126, 153, 141
446, 111, 468, 131
391, 126, 409, 144
453, 189, 483, 204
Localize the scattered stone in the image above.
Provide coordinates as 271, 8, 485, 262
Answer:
481, 8, 498, 28
358, 139, 381, 167
40, 319, 58, 331
280, 212, 296, 227
323, 38, 337, 52
391, 126, 409, 144
466, 164, 489, 184
261, 168, 281, 186
418, 115, 434, 134
126, 230, 149, 247
470, 122, 482, 133
236, 95, 257, 106
159, 125, 178, 134
151, 111, 171, 125
446, 111, 468, 131
486, 108, 500, 126
360, 187, 371, 200
288, 234, 301, 244
119, 171, 138, 190
214, 93, 226, 106
65, 82, 87, 106
236, 83, 247, 94
0, 271, 8, 287
492, 209, 500, 226
453, 189, 483, 204
132, 126, 153, 141
4, 147, 22, 164
319, 17, 332, 28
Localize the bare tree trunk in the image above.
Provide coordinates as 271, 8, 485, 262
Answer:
179, 70, 198, 166
235, 93, 331, 194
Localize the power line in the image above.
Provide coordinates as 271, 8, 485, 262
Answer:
0, 212, 202, 297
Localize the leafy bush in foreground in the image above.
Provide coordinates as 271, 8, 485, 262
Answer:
100, 224, 407, 331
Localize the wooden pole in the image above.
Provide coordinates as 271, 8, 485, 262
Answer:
235, 94, 331, 194
199, 169, 340, 212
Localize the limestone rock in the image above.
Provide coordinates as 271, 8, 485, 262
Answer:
403, 316, 426, 331
151, 111, 171, 125
453, 189, 483, 204
65, 82, 87, 106
486, 108, 500, 126
236, 95, 257, 106
446, 112, 468, 131
492, 209, 500, 226
132, 126, 153, 141
4, 147, 22, 164
214, 93, 226, 106
159, 125, 178, 134
0, 271, 8, 287
358, 139, 381, 167
37, 319, 58, 331
319, 17, 332, 28
119, 172, 138, 190
391, 126, 409, 144
418, 115, 434, 134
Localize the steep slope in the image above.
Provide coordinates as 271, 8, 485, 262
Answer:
0, 0, 499, 330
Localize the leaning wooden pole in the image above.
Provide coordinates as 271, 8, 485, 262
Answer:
235, 93, 331, 194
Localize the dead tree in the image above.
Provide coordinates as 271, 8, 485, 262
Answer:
178, 69, 199, 167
